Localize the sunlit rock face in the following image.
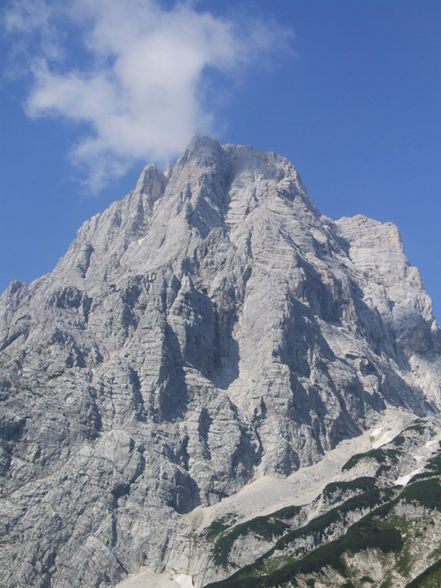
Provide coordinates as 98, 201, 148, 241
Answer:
0, 136, 440, 587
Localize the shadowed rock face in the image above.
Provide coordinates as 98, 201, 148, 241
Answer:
0, 136, 440, 587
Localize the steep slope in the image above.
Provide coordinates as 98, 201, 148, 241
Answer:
0, 136, 440, 587
199, 418, 441, 588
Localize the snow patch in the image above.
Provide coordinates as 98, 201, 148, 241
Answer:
191, 408, 414, 532
395, 470, 423, 487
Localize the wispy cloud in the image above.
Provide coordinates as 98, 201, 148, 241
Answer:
3, 0, 293, 192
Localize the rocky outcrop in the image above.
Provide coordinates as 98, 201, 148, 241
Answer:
0, 136, 440, 587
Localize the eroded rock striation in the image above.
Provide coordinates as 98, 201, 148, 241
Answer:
0, 137, 440, 587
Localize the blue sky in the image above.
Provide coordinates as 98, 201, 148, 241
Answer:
0, 0, 440, 319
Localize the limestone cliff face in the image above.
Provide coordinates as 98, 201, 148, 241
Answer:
0, 137, 440, 587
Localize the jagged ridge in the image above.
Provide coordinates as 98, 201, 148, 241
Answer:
0, 137, 440, 587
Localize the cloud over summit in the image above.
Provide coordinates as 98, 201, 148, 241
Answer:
3, 0, 293, 191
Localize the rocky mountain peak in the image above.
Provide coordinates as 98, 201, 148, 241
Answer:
0, 138, 440, 587
177, 134, 225, 166
134, 163, 167, 200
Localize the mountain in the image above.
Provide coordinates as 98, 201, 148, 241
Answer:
0, 136, 440, 588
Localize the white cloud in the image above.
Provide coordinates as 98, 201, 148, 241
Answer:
3, 0, 61, 60
4, 0, 51, 33
3, 0, 293, 192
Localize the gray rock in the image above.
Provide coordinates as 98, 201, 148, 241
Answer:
0, 136, 440, 587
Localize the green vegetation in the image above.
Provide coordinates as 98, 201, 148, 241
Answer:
391, 434, 406, 446
206, 504, 302, 569
204, 464, 441, 588
271, 517, 401, 579
426, 451, 441, 474
387, 513, 418, 577
402, 478, 441, 511
271, 504, 301, 520
405, 445, 441, 484
322, 477, 376, 500
212, 515, 290, 568
206, 516, 402, 587
205, 486, 398, 587
376, 464, 392, 476
205, 506, 301, 568
342, 448, 402, 472
428, 542, 441, 562
403, 422, 427, 434
205, 515, 238, 542
269, 486, 387, 558
406, 558, 441, 587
